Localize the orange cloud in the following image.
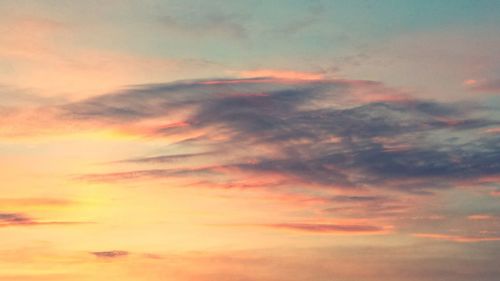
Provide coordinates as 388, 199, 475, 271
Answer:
414, 233, 500, 243
0, 198, 75, 212
463, 79, 478, 86
257, 220, 392, 235
467, 214, 494, 220
464, 78, 500, 93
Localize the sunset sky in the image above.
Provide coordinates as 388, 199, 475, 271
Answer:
1, 1, 500, 280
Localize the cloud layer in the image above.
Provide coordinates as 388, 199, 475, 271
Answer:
2, 76, 500, 241
58, 77, 500, 195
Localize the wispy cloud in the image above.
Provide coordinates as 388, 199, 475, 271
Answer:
0, 16, 223, 99
414, 233, 500, 243
3, 77, 500, 239
114, 152, 214, 164
236, 69, 326, 80
467, 214, 494, 221
90, 250, 129, 258
161, 13, 248, 39
260, 222, 389, 234
465, 78, 500, 93
46, 77, 499, 196
0, 198, 74, 207
0, 213, 87, 227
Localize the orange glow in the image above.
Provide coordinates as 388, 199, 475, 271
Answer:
1, 3, 499, 280
237, 69, 325, 81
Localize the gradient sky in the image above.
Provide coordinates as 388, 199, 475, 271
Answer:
1, 1, 500, 280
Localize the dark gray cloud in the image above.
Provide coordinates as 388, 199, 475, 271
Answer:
90, 250, 129, 258
61, 78, 335, 122
0, 212, 86, 227
0, 213, 32, 225
64, 78, 500, 193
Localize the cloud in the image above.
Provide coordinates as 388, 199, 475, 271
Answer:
260, 222, 388, 234
467, 214, 494, 220
329, 195, 388, 203
3, 245, 500, 281
115, 152, 214, 164
237, 69, 325, 80
161, 12, 247, 39
466, 78, 500, 93
3, 73, 500, 241
0, 213, 86, 227
322, 195, 411, 217
267, 1, 324, 35
0, 16, 223, 99
0, 198, 74, 207
0, 198, 76, 213
46, 77, 498, 195
0, 85, 65, 107
78, 166, 220, 183
414, 233, 500, 243
485, 127, 500, 134
90, 250, 129, 258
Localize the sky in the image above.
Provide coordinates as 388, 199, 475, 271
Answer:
1, 0, 500, 280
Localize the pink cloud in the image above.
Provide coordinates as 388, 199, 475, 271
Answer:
237, 69, 325, 81
484, 127, 500, 134
490, 190, 500, 197
464, 78, 500, 93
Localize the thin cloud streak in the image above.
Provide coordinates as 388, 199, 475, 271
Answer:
260, 222, 389, 234
90, 251, 129, 258
0, 213, 89, 228
414, 233, 500, 243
